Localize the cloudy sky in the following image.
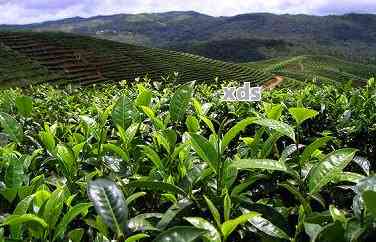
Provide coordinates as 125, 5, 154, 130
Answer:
0, 0, 376, 24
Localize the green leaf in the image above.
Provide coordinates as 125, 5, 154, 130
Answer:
164, 129, 177, 153
308, 148, 357, 194
241, 202, 291, 236
344, 218, 366, 242
300, 136, 332, 163
231, 159, 287, 172
125, 233, 149, 242
304, 222, 322, 242
363, 191, 376, 217
368, 77, 375, 87
170, 81, 194, 122
128, 213, 162, 232
223, 164, 238, 190
88, 179, 128, 237
260, 132, 284, 158
0, 214, 47, 228
199, 115, 216, 134
185, 217, 221, 242
329, 205, 346, 224
0, 112, 23, 144
171, 143, 189, 161
192, 98, 204, 115
231, 175, 267, 197
240, 207, 290, 240
112, 96, 140, 130
280, 144, 303, 162
140, 145, 162, 169
316, 221, 345, 242
189, 133, 218, 170
224, 192, 231, 222
10, 194, 35, 239
141, 106, 164, 130
241, 137, 255, 146
248, 215, 290, 240
253, 118, 296, 142
135, 85, 152, 107
288, 107, 318, 126
84, 216, 109, 237
353, 176, 376, 218
102, 144, 129, 162
157, 200, 192, 230
32, 190, 51, 214
39, 129, 56, 153
0, 227, 4, 242
53, 203, 92, 241
0, 188, 17, 203
203, 196, 221, 228
154, 131, 172, 154
15, 96, 33, 117
221, 118, 255, 153
125, 122, 140, 142
265, 103, 283, 120
43, 187, 65, 229
56, 144, 77, 178
353, 156, 370, 176
186, 115, 200, 133
127, 181, 187, 196
67, 228, 85, 242
153, 226, 205, 242
221, 212, 260, 240
126, 192, 147, 205
332, 172, 365, 184
5, 156, 24, 189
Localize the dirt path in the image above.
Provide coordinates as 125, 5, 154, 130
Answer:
262, 75, 284, 90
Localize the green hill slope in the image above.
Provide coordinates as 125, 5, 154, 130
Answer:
246, 55, 376, 87
0, 31, 273, 86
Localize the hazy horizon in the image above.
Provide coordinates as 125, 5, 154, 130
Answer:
1, 0, 376, 25
2, 10, 376, 26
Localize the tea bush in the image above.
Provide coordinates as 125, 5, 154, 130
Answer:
0, 79, 375, 241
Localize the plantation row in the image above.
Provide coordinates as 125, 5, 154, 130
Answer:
0, 31, 273, 86
0, 47, 62, 86
0, 78, 375, 241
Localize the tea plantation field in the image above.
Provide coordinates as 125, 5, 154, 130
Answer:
0, 31, 272, 86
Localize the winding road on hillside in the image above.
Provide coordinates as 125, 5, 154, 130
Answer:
262, 75, 284, 90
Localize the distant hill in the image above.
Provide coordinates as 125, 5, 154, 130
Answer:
0, 31, 272, 86
2, 11, 376, 63
245, 55, 376, 87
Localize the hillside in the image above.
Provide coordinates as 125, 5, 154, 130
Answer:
245, 55, 376, 87
0, 31, 272, 86
3, 12, 376, 63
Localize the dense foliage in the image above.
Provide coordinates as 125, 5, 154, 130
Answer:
0, 79, 375, 242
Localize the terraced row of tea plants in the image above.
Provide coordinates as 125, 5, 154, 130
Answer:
0, 47, 63, 86
245, 55, 376, 86
0, 78, 375, 241
0, 31, 273, 86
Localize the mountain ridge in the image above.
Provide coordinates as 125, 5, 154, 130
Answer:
2, 11, 376, 27
2, 11, 376, 64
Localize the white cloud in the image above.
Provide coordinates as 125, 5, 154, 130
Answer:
1, 0, 376, 24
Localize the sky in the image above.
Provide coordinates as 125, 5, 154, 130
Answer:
1, 0, 376, 24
